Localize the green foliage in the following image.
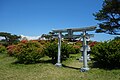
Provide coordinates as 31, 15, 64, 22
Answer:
0, 40, 8, 47
0, 32, 21, 46
91, 40, 120, 69
72, 45, 80, 54
44, 42, 57, 63
44, 42, 77, 63
13, 41, 44, 64
93, 0, 120, 35
61, 42, 76, 56
74, 41, 82, 53
114, 36, 120, 40
0, 45, 7, 54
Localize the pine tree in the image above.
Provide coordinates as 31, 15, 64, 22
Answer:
93, 0, 120, 35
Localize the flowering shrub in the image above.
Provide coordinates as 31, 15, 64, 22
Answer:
0, 45, 7, 54
89, 41, 98, 47
7, 45, 17, 56
20, 40, 28, 43
13, 41, 44, 64
91, 40, 120, 69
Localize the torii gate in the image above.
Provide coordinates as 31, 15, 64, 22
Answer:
51, 26, 96, 72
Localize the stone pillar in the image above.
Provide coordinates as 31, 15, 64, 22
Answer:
55, 32, 62, 67
81, 31, 89, 72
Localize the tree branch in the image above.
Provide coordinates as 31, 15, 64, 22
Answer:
110, 13, 120, 27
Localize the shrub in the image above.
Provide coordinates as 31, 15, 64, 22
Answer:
61, 42, 76, 56
44, 42, 57, 63
13, 41, 44, 64
91, 40, 120, 69
38, 40, 49, 45
89, 41, 98, 47
44, 42, 76, 63
7, 45, 17, 56
73, 45, 80, 54
0, 45, 7, 54
20, 40, 28, 43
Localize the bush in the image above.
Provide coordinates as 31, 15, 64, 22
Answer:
44, 42, 76, 63
7, 45, 17, 56
38, 40, 49, 45
61, 42, 76, 56
72, 45, 80, 53
13, 41, 44, 64
91, 40, 120, 69
89, 41, 98, 47
0, 45, 7, 54
44, 42, 57, 63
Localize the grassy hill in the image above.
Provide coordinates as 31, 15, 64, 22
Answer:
0, 53, 120, 80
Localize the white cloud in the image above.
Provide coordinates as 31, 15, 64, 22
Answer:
20, 35, 41, 40
0, 37, 5, 40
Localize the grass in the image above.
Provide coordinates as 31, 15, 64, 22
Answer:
0, 53, 120, 80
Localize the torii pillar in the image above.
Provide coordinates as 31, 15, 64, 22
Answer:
55, 32, 62, 67
80, 31, 89, 72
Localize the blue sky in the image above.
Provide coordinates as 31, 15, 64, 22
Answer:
0, 0, 117, 41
